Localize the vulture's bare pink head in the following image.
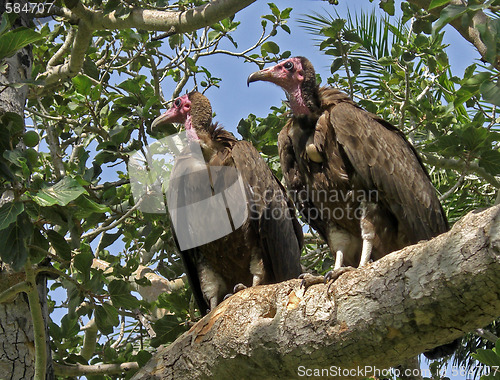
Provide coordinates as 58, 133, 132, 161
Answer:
247, 57, 319, 116
151, 92, 212, 141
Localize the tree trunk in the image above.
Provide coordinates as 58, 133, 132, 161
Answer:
132, 205, 500, 380
0, 1, 53, 378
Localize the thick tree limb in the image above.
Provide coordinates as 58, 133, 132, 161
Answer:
40, 0, 256, 85
64, 0, 256, 33
131, 205, 500, 380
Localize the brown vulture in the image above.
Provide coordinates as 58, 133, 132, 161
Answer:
151, 91, 303, 315
248, 57, 457, 358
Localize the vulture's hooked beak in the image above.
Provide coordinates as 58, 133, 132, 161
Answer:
150, 108, 178, 134
247, 67, 274, 86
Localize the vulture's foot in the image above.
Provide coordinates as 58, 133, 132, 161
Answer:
298, 273, 325, 289
222, 283, 248, 301
324, 266, 355, 288
233, 283, 247, 293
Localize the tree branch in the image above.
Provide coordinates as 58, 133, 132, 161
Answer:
0, 281, 30, 304
422, 153, 500, 188
37, 0, 256, 85
63, 0, 256, 33
131, 205, 500, 380
406, 0, 499, 70
53, 362, 139, 377
25, 260, 47, 380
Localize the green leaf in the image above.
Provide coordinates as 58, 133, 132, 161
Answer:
95, 303, 119, 335
0, 212, 33, 271
379, 0, 395, 15
433, 4, 467, 33
135, 350, 153, 367
378, 56, 395, 66
321, 20, 345, 38
268, 2, 280, 18
472, 348, 500, 367
350, 57, 361, 75
281, 24, 291, 34
0, 12, 14, 36
0, 201, 24, 230
144, 226, 162, 252
331, 57, 344, 73
0, 27, 42, 60
343, 31, 363, 44
261, 145, 279, 156
479, 150, 500, 176
261, 41, 280, 55
151, 314, 189, 347
72, 75, 93, 96
96, 230, 122, 252
46, 229, 72, 261
414, 34, 429, 49
480, 81, 500, 107
73, 196, 110, 218
73, 250, 93, 281
108, 279, 141, 309
31, 177, 88, 207
429, 0, 450, 9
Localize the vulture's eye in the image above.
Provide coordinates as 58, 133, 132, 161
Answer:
174, 98, 181, 108
284, 61, 294, 71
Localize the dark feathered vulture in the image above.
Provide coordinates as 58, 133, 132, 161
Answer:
151, 91, 303, 315
248, 56, 448, 276
248, 57, 457, 358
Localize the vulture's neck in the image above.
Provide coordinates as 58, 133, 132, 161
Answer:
185, 114, 199, 141
288, 88, 311, 116
289, 86, 321, 126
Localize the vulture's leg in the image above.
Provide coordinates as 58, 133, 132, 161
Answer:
250, 252, 265, 286
300, 226, 356, 288
359, 201, 376, 267
198, 265, 225, 312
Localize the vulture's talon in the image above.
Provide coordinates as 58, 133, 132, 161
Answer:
299, 273, 325, 289
324, 267, 356, 290
233, 283, 247, 293
222, 293, 233, 301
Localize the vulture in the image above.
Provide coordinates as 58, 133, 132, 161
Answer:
151, 91, 303, 315
248, 56, 457, 358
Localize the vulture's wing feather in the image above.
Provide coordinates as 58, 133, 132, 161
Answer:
278, 124, 330, 242
231, 140, 303, 282
323, 101, 448, 241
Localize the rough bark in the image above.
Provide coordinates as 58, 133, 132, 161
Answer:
132, 205, 500, 380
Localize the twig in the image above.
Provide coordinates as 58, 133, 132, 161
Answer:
423, 153, 500, 189
25, 259, 47, 380
0, 281, 30, 304
53, 362, 139, 377
475, 328, 499, 344
439, 170, 467, 201
81, 198, 143, 241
